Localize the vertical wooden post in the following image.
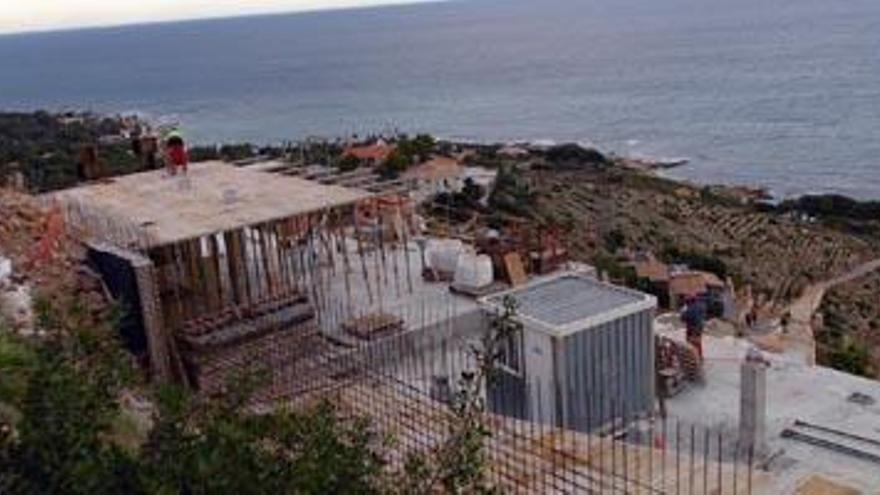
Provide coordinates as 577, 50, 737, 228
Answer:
202, 235, 221, 314
169, 243, 188, 325
257, 223, 275, 298
245, 226, 261, 303
184, 238, 205, 317
224, 230, 247, 308
272, 220, 292, 297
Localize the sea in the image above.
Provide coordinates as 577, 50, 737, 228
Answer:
1, 0, 878, 199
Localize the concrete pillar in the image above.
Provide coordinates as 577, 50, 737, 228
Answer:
739, 347, 768, 457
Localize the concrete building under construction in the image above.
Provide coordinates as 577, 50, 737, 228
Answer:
48, 161, 406, 394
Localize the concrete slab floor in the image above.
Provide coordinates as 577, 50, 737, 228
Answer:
316, 238, 484, 339
656, 317, 880, 493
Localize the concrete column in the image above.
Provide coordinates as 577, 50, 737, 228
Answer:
739, 348, 768, 457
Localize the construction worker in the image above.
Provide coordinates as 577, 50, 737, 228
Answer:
165, 131, 189, 176
681, 296, 707, 360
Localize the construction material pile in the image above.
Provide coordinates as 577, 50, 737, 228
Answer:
0, 188, 109, 334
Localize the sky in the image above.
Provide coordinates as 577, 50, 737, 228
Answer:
0, 0, 433, 35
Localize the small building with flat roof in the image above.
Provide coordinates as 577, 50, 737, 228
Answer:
481, 272, 657, 431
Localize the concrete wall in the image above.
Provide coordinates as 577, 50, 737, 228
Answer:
87, 242, 174, 382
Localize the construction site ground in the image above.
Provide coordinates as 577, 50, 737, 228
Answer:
656, 318, 880, 494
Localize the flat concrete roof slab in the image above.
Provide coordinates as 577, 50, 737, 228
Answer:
49, 161, 370, 248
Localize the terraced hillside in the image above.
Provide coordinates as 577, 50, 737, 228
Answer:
528, 168, 875, 307
818, 272, 880, 378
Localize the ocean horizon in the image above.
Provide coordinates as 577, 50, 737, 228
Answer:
1, 0, 878, 199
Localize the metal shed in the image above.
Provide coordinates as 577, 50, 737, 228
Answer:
481, 272, 657, 431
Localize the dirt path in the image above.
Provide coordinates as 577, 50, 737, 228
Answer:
784, 258, 880, 364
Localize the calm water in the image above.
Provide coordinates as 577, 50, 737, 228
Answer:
1, 0, 879, 199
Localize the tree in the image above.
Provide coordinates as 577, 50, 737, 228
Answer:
338, 154, 362, 172
397, 134, 436, 162
0, 111, 141, 192
1, 290, 389, 494
140, 388, 386, 495
488, 166, 538, 218
379, 150, 411, 179
0, 335, 141, 495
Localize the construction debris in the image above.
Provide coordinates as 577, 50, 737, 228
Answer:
0, 188, 111, 334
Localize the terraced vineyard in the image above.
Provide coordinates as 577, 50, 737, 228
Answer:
530, 168, 875, 306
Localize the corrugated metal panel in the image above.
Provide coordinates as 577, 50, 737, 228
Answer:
483, 274, 656, 431
488, 371, 529, 420
560, 308, 655, 431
